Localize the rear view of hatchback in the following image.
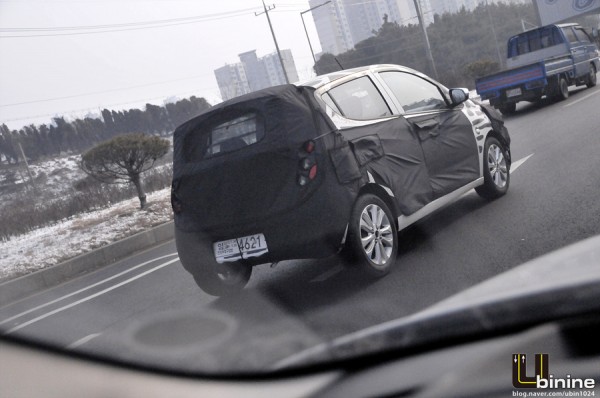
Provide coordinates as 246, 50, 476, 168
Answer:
172, 65, 511, 296
172, 84, 355, 296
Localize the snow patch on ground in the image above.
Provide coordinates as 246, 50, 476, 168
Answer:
0, 188, 173, 281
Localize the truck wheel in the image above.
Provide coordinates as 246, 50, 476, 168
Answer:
476, 137, 510, 200
175, 228, 252, 296
498, 102, 516, 115
586, 64, 597, 88
344, 194, 398, 277
556, 77, 569, 101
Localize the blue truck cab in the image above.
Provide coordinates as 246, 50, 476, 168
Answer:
476, 23, 599, 114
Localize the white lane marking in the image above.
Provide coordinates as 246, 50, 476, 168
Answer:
4, 258, 179, 335
0, 253, 178, 326
563, 89, 600, 108
510, 153, 533, 174
66, 333, 101, 350
310, 265, 344, 283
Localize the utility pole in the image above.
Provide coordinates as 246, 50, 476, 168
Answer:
486, 0, 503, 68
521, 19, 538, 32
301, 1, 332, 64
413, 0, 438, 80
18, 142, 37, 193
256, 1, 289, 84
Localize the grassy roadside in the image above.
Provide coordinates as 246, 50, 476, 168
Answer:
0, 188, 173, 281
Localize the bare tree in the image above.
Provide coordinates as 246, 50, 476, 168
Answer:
80, 133, 169, 209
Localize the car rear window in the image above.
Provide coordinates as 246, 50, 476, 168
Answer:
507, 26, 564, 57
185, 112, 264, 161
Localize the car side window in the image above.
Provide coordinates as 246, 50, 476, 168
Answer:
562, 27, 578, 44
378, 71, 447, 113
574, 27, 592, 43
327, 76, 392, 120
321, 92, 341, 114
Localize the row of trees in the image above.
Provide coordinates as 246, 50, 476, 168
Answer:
315, 2, 539, 88
0, 95, 210, 165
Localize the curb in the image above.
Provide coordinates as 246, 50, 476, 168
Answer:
0, 221, 175, 305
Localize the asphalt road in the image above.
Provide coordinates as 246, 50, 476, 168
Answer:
1, 84, 599, 372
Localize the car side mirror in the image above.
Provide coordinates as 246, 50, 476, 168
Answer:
449, 88, 469, 106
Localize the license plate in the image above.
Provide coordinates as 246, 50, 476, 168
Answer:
506, 88, 521, 98
213, 234, 268, 263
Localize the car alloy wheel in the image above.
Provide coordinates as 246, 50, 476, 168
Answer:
344, 194, 398, 276
476, 137, 510, 200
487, 143, 508, 189
360, 203, 394, 266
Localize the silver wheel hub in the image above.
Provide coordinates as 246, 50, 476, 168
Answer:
360, 204, 394, 266
487, 143, 508, 188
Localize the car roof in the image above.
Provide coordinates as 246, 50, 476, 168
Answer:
555, 23, 579, 28
295, 64, 415, 89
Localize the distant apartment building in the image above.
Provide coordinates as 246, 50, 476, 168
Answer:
262, 50, 300, 88
214, 63, 251, 102
309, 0, 354, 55
215, 49, 299, 101
309, 0, 434, 57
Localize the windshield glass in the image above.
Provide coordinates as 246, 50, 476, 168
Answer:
1, 0, 599, 378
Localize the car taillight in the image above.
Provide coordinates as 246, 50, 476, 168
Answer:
308, 164, 318, 180
303, 140, 315, 153
297, 140, 318, 186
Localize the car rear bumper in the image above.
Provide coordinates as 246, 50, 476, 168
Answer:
174, 180, 354, 268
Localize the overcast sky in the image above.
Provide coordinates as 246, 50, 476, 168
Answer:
0, 0, 320, 129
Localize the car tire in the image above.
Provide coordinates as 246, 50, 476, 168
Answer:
175, 228, 252, 296
586, 64, 597, 88
498, 102, 516, 115
192, 262, 251, 297
476, 137, 510, 200
555, 77, 569, 101
344, 194, 398, 277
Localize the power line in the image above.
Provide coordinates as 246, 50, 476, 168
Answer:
0, 73, 216, 107
0, 7, 262, 38
0, 8, 260, 31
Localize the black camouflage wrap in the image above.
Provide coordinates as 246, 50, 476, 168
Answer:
172, 84, 507, 264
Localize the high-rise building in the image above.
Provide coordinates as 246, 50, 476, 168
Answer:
309, 0, 434, 57
262, 50, 299, 86
238, 50, 271, 92
214, 63, 251, 103
309, 0, 354, 56
215, 49, 299, 101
